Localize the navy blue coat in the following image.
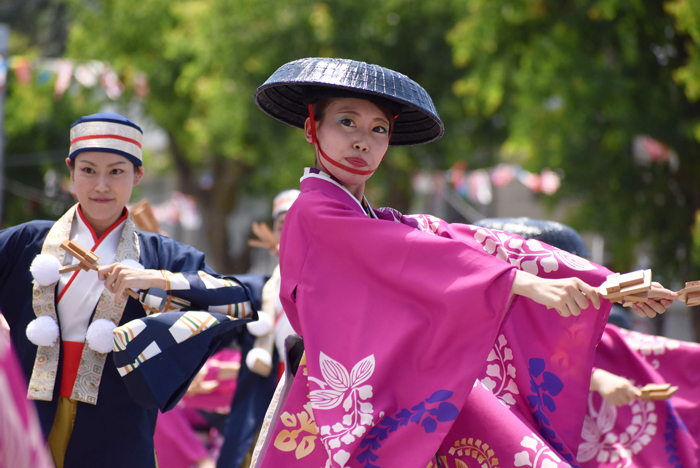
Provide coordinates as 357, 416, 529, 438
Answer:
0, 221, 250, 468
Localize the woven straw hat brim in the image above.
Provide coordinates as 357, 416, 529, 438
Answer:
254, 58, 444, 147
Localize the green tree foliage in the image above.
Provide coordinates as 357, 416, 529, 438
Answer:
1, 1, 97, 228
63, 0, 700, 293
3, 69, 98, 227
667, 0, 700, 270
447, 0, 700, 283
667, 0, 700, 104
65, 0, 473, 271
6, 0, 700, 336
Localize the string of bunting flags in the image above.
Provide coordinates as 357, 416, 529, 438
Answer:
412, 163, 562, 206
411, 133, 676, 207
0, 54, 148, 100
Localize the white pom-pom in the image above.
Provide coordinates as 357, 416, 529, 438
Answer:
120, 259, 144, 269
30, 254, 62, 286
85, 319, 117, 354
246, 347, 272, 376
26, 316, 59, 347
246, 313, 273, 337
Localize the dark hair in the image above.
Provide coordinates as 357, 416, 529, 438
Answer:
312, 97, 395, 129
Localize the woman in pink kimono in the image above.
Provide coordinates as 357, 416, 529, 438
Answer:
579, 325, 700, 467
473, 217, 699, 467
248, 58, 676, 468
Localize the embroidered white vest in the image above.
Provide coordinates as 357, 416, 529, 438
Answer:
29, 204, 140, 404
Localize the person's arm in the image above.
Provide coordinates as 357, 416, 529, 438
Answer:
511, 270, 677, 318
98, 263, 253, 318
510, 269, 600, 317
248, 266, 280, 337
590, 368, 641, 406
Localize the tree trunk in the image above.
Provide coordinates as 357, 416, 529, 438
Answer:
167, 132, 251, 274
199, 156, 251, 274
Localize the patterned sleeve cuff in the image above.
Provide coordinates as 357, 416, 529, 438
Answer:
139, 288, 191, 315
139, 270, 254, 319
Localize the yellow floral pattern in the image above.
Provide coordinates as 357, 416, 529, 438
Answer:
449, 438, 500, 467
273, 401, 319, 460
425, 438, 500, 468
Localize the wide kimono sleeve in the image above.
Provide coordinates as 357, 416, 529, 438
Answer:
264, 189, 517, 468
0, 223, 28, 327
0, 224, 24, 286
404, 219, 614, 467
0, 338, 53, 468
111, 233, 257, 412
575, 325, 700, 468
135, 232, 253, 318
0, 222, 53, 337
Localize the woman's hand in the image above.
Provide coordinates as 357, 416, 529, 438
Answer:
511, 270, 600, 317
248, 222, 280, 257
590, 368, 641, 406
98, 264, 167, 302
629, 282, 677, 318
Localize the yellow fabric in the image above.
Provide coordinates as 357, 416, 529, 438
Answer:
46, 397, 159, 468
47, 397, 77, 468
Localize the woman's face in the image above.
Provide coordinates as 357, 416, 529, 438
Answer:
67, 152, 143, 232
305, 98, 390, 195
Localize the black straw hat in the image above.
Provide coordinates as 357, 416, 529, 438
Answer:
254, 57, 444, 146
473, 217, 592, 258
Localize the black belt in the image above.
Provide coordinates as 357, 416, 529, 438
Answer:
288, 339, 305, 376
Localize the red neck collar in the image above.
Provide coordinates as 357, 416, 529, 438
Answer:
77, 204, 129, 246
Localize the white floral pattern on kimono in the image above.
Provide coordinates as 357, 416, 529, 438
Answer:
577, 393, 657, 466
469, 226, 597, 274
309, 353, 377, 453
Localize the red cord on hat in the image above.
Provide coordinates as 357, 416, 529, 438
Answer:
307, 104, 396, 177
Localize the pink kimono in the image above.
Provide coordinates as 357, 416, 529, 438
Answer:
576, 325, 699, 467
0, 338, 53, 468
253, 168, 612, 468
154, 348, 241, 468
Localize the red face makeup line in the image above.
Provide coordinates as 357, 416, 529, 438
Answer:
307, 104, 396, 177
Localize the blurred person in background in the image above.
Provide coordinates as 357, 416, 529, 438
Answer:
244, 188, 301, 380
217, 188, 300, 468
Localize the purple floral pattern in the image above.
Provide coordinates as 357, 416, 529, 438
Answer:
356, 390, 459, 468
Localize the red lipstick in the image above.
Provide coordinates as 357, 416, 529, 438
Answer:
345, 157, 368, 168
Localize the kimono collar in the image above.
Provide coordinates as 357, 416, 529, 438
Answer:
29, 203, 140, 404
301, 168, 377, 219
76, 204, 129, 245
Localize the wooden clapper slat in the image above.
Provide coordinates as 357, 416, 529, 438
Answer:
59, 240, 139, 300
